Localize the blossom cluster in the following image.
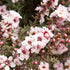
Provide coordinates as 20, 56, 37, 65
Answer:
35, 0, 58, 24
21, 26, 54, 53
50, 4, 70, 22
12, 26, 54, 65
0, 9, 22, 44
0, 0, 70, 70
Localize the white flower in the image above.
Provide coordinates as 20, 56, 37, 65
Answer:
50, 4, 68, 20
39, 61, 49, 70
56, 5, 67, 18
12, 0, 19, 3
17, 46, 30, 61
2, 10, 22, 29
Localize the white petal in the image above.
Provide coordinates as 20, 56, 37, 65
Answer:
8, 56, 13, 61
10, 62, 16, 68
19, 54, 24, 61
17, 49, 21, 53
5, 66, 10, 70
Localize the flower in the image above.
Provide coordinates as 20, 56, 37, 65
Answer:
28, 27, 54, 53
0, 55, 16, 70
56, 4, 67, 19
2, 10, 22, 29
54, 61, 64, 70
50, 4, 69, 21
42, 27, 54, 38
31, 41, 42, 53
38, 61, 49, 70
17, 46, 30, 61
42, 0, 58, 7
51, 43, 68, 55
21, 36, 34, 50
0, 10, 22, 43
35, 0, 58, 24
12, 0, 18, 3
65, 58, 70, 67
0, 5, 7, 16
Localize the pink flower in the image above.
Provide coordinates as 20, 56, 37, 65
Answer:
21, 27, 54, 54
17, 46, 30, 60
31, 41, 42, 54
54, 61, 64, 70
21, 36, 35, 50
2, 10, 22, 29
35, 33, 48, 45
0, 55, 16, 70
38, 61, 49, 70
35, 0, 58, 24
42, 27, 54, 38
50, 4, 69, 21
0, 10, 22, 43
0, 5, 7, 16
51, 43, 68, 55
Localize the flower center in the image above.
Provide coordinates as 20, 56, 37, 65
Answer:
22, 50, 26, 54
32, 32, 36, 35
42, 66, 46, 69
1, 9, 4, 12
37, 37, 42, 41
28, 41, 32, 45
5, 60, 10, 65
47, 1, 52, 6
